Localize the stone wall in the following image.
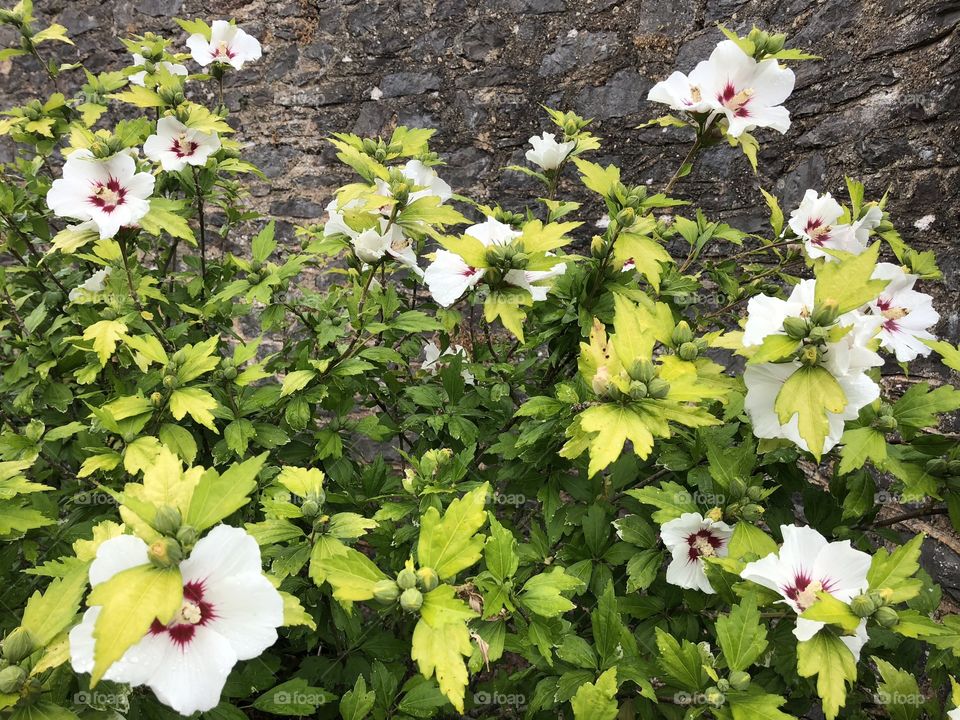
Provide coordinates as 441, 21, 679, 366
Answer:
2, 0, 960, 597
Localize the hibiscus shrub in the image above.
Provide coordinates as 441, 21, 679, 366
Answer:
1, 6, 960, 719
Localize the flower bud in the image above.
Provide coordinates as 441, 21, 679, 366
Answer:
627, 360, 657, 384
399, 588, 423, 612
678, 342, 699, 361
1, 628, 34, 664
222, 366, 238, 380
741, 504, 764, 522
874, 606, 899, 628
397, 568, 418, 590
947, 459, 960, 476
361, 138, 378, 155
646, 378, 671, 400
416, 567, 439, 592
628, 380, 648, 400
148, 538, 183, 568
782, 316, 809, 340
873, 414, 897, 432
728, 478, 747, 500
728, 670, 751, 690
767, 33, 787, 53
590, 235, 606, 259
373, 579, 400, 604
716, 679, 730, 693
704, 686, 725, 707
150, 391, 164, 407
810, 300, 839, 327
806, 326, 830, 344
176, 524, 199, 549
300, 499, 320, 518
746, 485, 763, 502
0, 666, 26, 694
671, 321, 694, 346
162, 373, 178, 389
615, 207, 636, 228
850, 593, 878, 618
926, 458, 948, 477
153, 505, 182, 536
799, 345, 820, 366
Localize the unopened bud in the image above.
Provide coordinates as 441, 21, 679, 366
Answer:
728, 670, 751, 690
397, 568, 418, 590
416, 567, 440, 592
810, 300, 839, 327
647, 378, 671, 399
300, 499, 319, 518
799, 345, 820, 366
615, 207, 636, 227
728, 478, 747, 500
590, 235, 606, 258
741, 504, 764, 522
373, 579, 400, 604
850, 593, 878, 618
807, 325, 830, 344
873, 415, 897, 432
874, 606, 899, 628
628, 380, 648, 400
947, 459, 960, 476
399, 588, 423, 612
704, 687, 725, 707
678, 341, 699, 361
628, 359, 657, 384
926, 458, 948, 477
0, 666, 26, 694
783, 316, 809, 340
1, 628, 34, 664
176, 524, 199, 549
150, 391, 163, 407
148, 538, 182, 568
671, 321, 694, 346
153, 505, 182, 536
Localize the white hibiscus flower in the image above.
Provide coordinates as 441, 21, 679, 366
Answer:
867, 262, 939, 362
144, 116, 221, 172
70, 526, 283, 716
375, 159, 452, 207
741, 525, 871, 660
323, 199, 422, 276
68, 267, 111, 302
789, 190, 879, 260
660, 512, 734, 594
186, 20, 262, 70
742, 280, 883, 455
46, 150, 155, 239
129, 53, 188, 87
525, 132, 576, 171
649, 40, 795, 137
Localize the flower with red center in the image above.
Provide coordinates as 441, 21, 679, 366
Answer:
144, 116, 221, 172
866, 262, 939, 361
186, 21, 261, 70
424, 217, 518, 306
660, 512, 734, 594
648, 40, 794, 137
741, 525, 871, 659
789, 189, 880, 260
46, 149, 154, 239
69, 526, 283, 716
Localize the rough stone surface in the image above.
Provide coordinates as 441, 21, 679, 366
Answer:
1, 0, 959, 593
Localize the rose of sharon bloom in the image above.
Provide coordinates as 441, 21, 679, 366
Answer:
867, 262, 939, 362
648, 40, 795, 137
789, 190, 882, 260
69, 267, 111, 302
424, 217, 519, 307
144, 116, 221, 172
660, 512, 733, 594
422, 340, 475, 385
70, 526, 283, 716
323, 199, 422, 275
741, 525, 871, 660
129, 53, 188, 87
186, 20, 261, 70
47, 150, 155, 240
742, 279, 884, 455
375, 159, 452, 206
525, 132, 576, 171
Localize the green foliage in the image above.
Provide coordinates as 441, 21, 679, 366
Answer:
0, 11, 954, 720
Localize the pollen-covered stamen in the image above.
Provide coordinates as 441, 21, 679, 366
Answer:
89, 178, 127, 213
686, 529, 722, 561
177, 600, 202, 625
784, 572, 834, 611
689, 86, 702, 103
211, 40, 236, 60
805, 219, 832, 245
148, 580, 216, 647
170, 133, 199, 159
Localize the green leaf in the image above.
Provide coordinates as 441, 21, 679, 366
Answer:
518, 567, 584, 617
327, 513, 377, 540
814, 242, 888, 314
277, 466, 325, 497
800, 591, 861, 633
417, 483, 489, 580
867, 533, 924, 603
873, 658, 921, 720
158, 423, 198, 465
21, 563, 90, 647
892, 382, 960, 439
87, 564, 183, 686
169, 387, 219, 431
419, 585, 478, 628
83, 320, 127, 366
185, 453, 266, 531
252, 221, 277, 265
484, 514, 519, 581
322, 546, 388, 605
139, 198, 196, 244
339, 674, 376, 720
280, 370, 316, 398
838, 426, 887, 474
727, 692, 794, 720
759, 188, 784, 237
924, 338, 960, 373
410, 617, 473, 713
655, 627, 706, 691
626, 481, 698, 524
747, 334, 801, 364
570, 667, 618, 720
715, 595, 768, 672
727, 523, 777, 561
796, 631, 858, 720
774, 365, 847, 460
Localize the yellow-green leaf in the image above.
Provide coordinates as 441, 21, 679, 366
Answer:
169, 387, 219, 431
417, 483, 490, 580
774, 365, 847, 460
83, 320, 127, 366
410, 617, 473, 713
